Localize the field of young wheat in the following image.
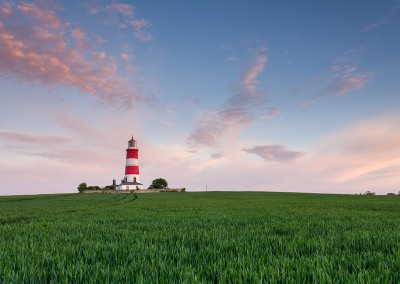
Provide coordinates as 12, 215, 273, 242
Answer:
0, 192, 399, 282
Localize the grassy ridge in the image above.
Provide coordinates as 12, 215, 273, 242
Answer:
0, 192, 399, 283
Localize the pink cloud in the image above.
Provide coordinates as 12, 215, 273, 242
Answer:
188, 108, 253, 148
302, 48, 373, 106
265, 107, 281, 119
188, 52, 268, 148
71, 28, 90, 51
131, 19, 150, 29
92, 51, 106, 61
87, 2, 153, 42
243, 145, 304, 162
242, 54, 267, 96
17, 2, 60, 28
106, 3, 134, 18
0, 3, 140, 107
0, 107, 143, 170
186, 113, 400, 194
134, 31, 153, 42
309, 115, 400, 183
0, 2, 12, 16
50, 112, 103, 142
0, 130, 70, 145
132, 19, 153, 42
120, 53, 131, 61
0, 147, 121, 195
335, 73, 372, 95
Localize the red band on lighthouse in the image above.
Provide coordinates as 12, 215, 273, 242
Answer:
126, 149, 138, 159
125, 166, 139, 174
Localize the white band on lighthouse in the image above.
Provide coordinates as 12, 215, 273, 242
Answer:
126, 159, 138, 166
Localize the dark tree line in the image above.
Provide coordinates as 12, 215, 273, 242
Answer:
77, 182, 114, 193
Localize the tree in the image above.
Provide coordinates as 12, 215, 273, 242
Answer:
149, 178, 168, 189
86, 186, 101, 190
77, 182, 87, 193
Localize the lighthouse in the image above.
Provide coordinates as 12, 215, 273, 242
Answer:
115, 136, 143, 190
125, 136, 140, 183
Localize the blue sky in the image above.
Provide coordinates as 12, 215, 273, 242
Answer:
1, 0, 400, 195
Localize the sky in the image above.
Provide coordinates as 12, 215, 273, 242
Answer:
1, 0, 400, 195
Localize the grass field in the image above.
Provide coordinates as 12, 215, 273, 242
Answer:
0, 192, 399, 283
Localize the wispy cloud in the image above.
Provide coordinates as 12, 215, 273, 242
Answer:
120, 53, 131, 61
360, 3, 400, 32
187, 109, 253, 148
187, 51, 268, 149
242, 55, 267, 96
71, 28, 90, 51
243, 145, 304, 162
309, 114, 400, 183
0, 1, 141, 107
0, 109, 135, 167
87, 2, 152, 42
302, 47, 373, 106
259, 107, 281, 119
0, 130, 70, 146
106, 3, 134, 18
16, 2, 60, 28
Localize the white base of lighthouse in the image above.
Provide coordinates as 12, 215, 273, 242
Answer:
115, 178, 142, 190
125, 174, 140, 183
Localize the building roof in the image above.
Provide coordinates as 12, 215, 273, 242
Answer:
118, 181, 143, 186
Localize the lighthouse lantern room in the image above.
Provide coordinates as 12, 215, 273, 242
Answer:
114, 136, 143, 190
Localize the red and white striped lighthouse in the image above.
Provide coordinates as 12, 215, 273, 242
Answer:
125, 136, 140, 184
113, 136, 143, 190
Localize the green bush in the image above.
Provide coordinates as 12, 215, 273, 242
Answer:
149, 178, 168, 189
77, 182, 87, 193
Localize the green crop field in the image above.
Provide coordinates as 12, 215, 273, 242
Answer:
0, 192, 399, 283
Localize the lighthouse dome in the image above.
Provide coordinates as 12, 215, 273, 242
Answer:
128, 136, 137, 148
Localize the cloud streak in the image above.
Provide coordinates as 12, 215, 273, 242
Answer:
88, 2, 153, 42
243, 145, 304, 162
188, 52, 268, 148
16, 2, 61, 28
360, 3, 400, 32
242, 55, 267, 96
0, 1, 141, 107
302, 47, 373, 106
0, 130, 70, 145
